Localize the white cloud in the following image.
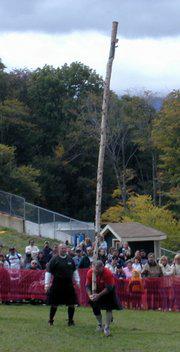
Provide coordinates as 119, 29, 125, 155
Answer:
0, 31, 179, 94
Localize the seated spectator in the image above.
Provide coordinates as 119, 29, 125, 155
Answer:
42, 241, 52, 264
98, 248, 107, 265
123, 260, 133, 278
105, 256, 118, 274
25, 239, 39, 259
140, 249, 148, 265
159, 256, 173, 276
114, 264, 126, 279
98, 235, 107, 253
132, 256, 143, 273
78, 247, 93, 268
6, 246, 22, 269
73, 248, 83, 268
37, 251, 46, 270
141, 253, 163, 278
29, 259, 41, 270
171, 254, 180, 276
0, 253, 10, 269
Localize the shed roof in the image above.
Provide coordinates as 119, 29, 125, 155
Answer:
101, 222, 167, 242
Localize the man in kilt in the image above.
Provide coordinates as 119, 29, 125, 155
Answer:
45, 244, 80, 326
86, 260, 119, 337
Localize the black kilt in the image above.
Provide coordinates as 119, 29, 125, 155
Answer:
89, 288, 120, 311
47, 277, 78, 306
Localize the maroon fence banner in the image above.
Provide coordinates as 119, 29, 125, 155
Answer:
0, 268, 179, 311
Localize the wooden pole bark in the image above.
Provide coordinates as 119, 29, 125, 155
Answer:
92, 21, 118, 293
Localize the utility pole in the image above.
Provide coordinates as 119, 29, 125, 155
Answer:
92, 21, 118, 293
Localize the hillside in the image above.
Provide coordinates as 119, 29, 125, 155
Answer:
0, 227, 61, 256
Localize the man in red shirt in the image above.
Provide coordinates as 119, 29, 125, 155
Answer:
86, 260, 119, 336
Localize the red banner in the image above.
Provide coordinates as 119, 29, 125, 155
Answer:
0, 268, 179, 311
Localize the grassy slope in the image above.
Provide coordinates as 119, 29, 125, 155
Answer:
0, 305, 179, 352
0, 227, 61, 255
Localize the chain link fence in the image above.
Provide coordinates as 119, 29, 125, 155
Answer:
0, 190, 25, 218
0, 190, 94, 242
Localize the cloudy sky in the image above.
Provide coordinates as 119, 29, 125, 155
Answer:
0, 0, 180, 95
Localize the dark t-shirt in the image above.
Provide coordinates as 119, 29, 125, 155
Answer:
47, 255, 76, 280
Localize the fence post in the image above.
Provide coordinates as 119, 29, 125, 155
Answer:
53, 213, 56, 240
9, 194, 12, 216
38, 207, 41, 237
23, 200, 26, 233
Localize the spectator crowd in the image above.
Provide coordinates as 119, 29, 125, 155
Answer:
0, 235, 179, 310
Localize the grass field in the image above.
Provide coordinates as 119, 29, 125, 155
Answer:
0, 305, 179, 352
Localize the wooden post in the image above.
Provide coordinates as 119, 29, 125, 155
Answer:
92, 21, 118, 293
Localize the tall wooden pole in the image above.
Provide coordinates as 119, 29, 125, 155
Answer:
92, 21, 118, 293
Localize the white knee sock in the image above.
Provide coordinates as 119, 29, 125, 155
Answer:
105, 311, 112, 328
95, 314, 102, 326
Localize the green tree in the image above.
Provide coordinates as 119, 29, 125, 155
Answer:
102, 193, 180, 251
0, 144, 41, 202
152, 90, 180, 213
0, 99, 38, 164
0, 59, 8, 102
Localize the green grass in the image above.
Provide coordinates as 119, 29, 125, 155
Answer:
0, 227, 61, 255
0, 305, 179, 352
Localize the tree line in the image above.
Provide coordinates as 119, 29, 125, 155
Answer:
0, 59, 179, 249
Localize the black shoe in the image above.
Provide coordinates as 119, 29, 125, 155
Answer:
68, 319, 75, 326
48, 320, 54, 326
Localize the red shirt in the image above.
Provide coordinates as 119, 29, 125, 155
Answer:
86, 267, 115, 293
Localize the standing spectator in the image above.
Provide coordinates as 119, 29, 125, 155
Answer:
159, 256, 173, 276
159, 256, 173, 311
98, 249, 107, 265
121, 242, 132, 261
23, 253, 32, 269
141, 253, 163, 278
0, 253, 10, 269
141, 253, 163, 310
84, 237, 92, 250
132, 256, 143, 274
129, 270, 144, 309
107, 247, 115, 262
0, 242, 3, 253
37, 251, 46, 270
78, 247, 93, 269
140, 249, 148, 266
73, 248, 82, 268
45, 244, 80, 326
105, 256, 118, 274
25, 240, 39, 259
171, 254, 180, 310
29, 259, 41, 270
115, 264, 126, 279
171, 254, 180, 276
98, 236, 108, 253
6, 246, 22, 269
123, 260, 133, 279
42, 241, 52, 264
52, 244, 59, 257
